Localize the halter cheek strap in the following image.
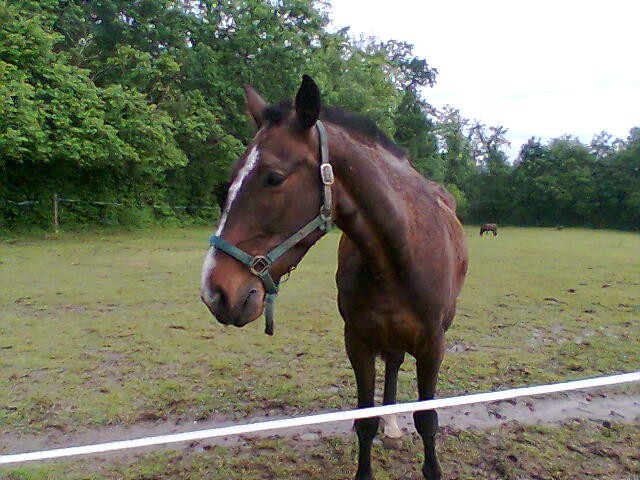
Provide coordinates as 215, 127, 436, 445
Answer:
208, 120, 333, 335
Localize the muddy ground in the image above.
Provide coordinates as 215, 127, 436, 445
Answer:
2, 386, 638, 470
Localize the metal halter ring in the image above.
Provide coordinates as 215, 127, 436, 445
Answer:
249, 256, 271, 276
320, 163, 335, 185
319, 208, 332, 224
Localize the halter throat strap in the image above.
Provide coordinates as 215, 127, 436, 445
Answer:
208, 120, 333, 335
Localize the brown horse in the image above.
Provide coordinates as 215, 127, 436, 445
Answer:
200, 76, 468, 480
479, 223, 498, 236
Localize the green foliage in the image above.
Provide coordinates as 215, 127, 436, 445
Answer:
497, 133, 640, 228
308, 32, 411, 135
444, 182, 469, 219
0, 0, 637, 231
2, 0, 430, 229
437, 106, 476, 189
393, 90, 442, 180
457, 124, 639, 230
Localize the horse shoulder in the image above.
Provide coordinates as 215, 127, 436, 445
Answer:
409, 179, 468, 299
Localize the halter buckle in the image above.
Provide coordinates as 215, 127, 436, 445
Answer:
249, 256, 271, 276
320, 163, 334, 186
319, 209, 332, 223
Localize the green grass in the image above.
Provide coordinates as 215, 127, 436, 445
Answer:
1, 226, 638, 429
443, 227, 640, 394
1, 226, 639, 478
0, 227, 352, 433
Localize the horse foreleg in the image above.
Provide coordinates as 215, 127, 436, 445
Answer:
345, 329, 378, 480
381, 351, 405, 439
414, 335, 445, 480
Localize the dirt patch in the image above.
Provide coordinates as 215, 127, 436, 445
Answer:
1, 386, 638, 461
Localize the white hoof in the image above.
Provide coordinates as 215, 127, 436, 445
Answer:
381, 414, 403, 439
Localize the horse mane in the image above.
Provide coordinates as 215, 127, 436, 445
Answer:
264, 100, 407, 159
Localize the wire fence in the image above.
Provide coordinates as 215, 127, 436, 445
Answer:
2, 199, 40, 206
1, 195, 218, 231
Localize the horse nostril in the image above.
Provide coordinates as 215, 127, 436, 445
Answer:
244, 288, 257, 308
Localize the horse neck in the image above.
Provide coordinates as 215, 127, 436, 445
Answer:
327, 125, 413, 274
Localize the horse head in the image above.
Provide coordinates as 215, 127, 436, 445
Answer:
200, 75, 330, 329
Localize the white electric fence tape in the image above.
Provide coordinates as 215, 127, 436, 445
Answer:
1, 371, 638, 465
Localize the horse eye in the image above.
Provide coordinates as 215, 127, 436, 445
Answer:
265, 171, 286, 187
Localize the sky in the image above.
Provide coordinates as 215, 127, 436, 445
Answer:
328, 0, 640, 159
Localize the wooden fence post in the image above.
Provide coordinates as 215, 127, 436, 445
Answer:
53, 193, 59, 233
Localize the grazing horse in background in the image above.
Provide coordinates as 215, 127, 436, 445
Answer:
480, 223, 498, 236
200, 75, 468, 480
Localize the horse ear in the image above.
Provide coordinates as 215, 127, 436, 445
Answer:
244, 85, 267, 128
295, 74, 321, 130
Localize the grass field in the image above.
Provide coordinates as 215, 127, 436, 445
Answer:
1, 226, 639, 479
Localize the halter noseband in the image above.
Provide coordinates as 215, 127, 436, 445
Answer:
208, 121, 333, 335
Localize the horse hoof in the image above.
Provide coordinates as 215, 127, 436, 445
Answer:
381, 414, 403, 438
422, 463, 442, 480
355, 473, 374, 480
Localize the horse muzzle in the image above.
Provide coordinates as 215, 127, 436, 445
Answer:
200, 285, 264, 328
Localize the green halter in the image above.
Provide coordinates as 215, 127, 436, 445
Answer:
209, 121, 333, 335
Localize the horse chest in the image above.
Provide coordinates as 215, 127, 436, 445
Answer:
338, 278, 430, 353
336, 235, 446, 353
364, 310, 427, 354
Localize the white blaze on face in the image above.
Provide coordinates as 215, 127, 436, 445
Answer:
200, 247, 217, 303
200, 146, 261, 297
216, 146, 261, 236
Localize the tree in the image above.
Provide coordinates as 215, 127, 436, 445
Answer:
435, 106, 476, 190
3, 0, 635, 231
590, 131, 616, 159
392, 90, 442, 180
1, 0, 186, 227
2, 0, 443, 229
511, 136, 597, 226
466, 122, 512, 222
593, 128, 640, 228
